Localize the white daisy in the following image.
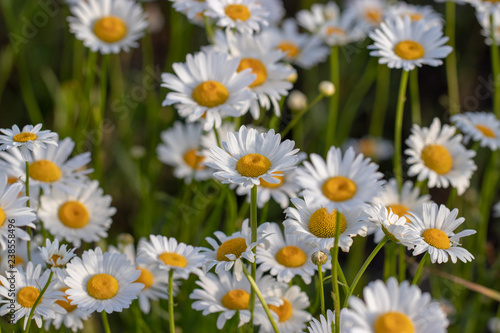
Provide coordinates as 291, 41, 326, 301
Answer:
37, 180, 116, 248
136, 235, 205, 280
305, 309, 335, 333
341, 277, 449, 332
258, 0, 285, 26
157, 121, 214, 183
0, 263, 66, 329
64, 247, 144, 313
347, 0, 387, 31
476, 7, 500, 46
405, 118, 477, 195
465, 0, 500, 13
408, 203, 476, 264
296, 2, 340, 34
342, 136, 394, 161
318, 9, 366, 46
284, 197, 369, 251
161, 50, 256, 130
170, 0, 208, 22
296, 146, 385, 212
385, 2, 443, 28
207, 125, 300, 188
39, 239, 77, 270
0, 175, 36, 250
450, 111, 500, 150
205, 0, 269, 34
368, 16, 452, 71
189, 269, 282, 329
0, 237, 44, 273
68, 0, 148, 54
0, 124, 58, 161
257, 222, 319, 284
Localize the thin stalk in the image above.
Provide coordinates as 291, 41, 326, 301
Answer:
317, 264, 325, 317
394, 70, 410, 190
325, 46, 339, 154
491, 13, 500, 117
168, 270, 175, 333
281, 93, 325, 137
398, 245, 406, 282
94, 54, 109, 181
446, 188, 457, 208
249, 186, 258, 330
445, 1, 460, 116
329, 210, 342, 333
25, 270, 54, 333
409, 69, 421, 125
101, 311, 111, 333
383, 241, 393, 280
25, 161, 32, 262
412, 252, 430, 285
204, 17, 215, 43
369, 64, 391, 137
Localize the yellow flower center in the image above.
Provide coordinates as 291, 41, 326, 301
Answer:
0, 207, 5, 227
475, 124, 496, 138
403, 12, 423, 21
87, 274, 119, 300
374, 311, 415, 333
326, 26, 345, 36
192, 81, 229, 108
422, 228, 450, 249
322, 176, 357, 202
238, 58, 268, 88
49, 254, 63, 267
58, 201, 90, 229
13, 132, 37, 143
29, 160, 62, 183
14, 256, 24, 266
387, 204, 410, 223
183, 149, 205, 170
394, 40, 425, 60
236, 153, 271, 178
275, 246, 307, 268
365, 9, 382, 24
308, 208, 347, 238
17, 286, 40, 308
158, 252, 188, 268
277, 42, 300, 59
269, 298, 293, 322
56, 288, 78, 313
135, 268, 154, 289
259, 172, 284, 188
358, 138, 377, 157
221, 289, 250, 310
7, 177, 18, 185
225, 4, 251, 21
93, 16, 128, 43
421, 144, 453, 175
216, 237, 247, 261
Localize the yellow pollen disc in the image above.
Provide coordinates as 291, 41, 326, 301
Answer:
421, 144, 453, 175
14, 256, 24, 266
475, 124, 496, 138
13, 132, 37, 143
260, 172, 284, 188
394, 40, 425, 60
49, 254, 63, 267
221, 289, 250, 310
29, 160, 62, 183
308, 208, 347, 238
135, 268, 154, 289
422, 228, 450, 249
158, 252, 188, 268
387, 204, 410, 222
374, 311, 415, 333
277, 42, 300, 59
7, 177, 18, 185
87, 274, 119, 300
58, 201, 90, 229
0, 207, 5, 227
225, 4, 251, 21
93, 16, 128, 43
236, 153, 271, 178
216, 237, 247, 261
269, 298, 293, 322
358, 138, 377, 157
238, 58, 268, 88
276, 246, 307, 268
365, 9, 382, 24
326, 26, 345, 36
56, 288, 78, 313
17, 286, 41, 308
183, 149, 205, 170
404, 13, 423, 21
192, 81, 229, 108
322, 176, 357, 202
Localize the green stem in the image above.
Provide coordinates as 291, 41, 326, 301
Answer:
409, 69, 421, 125
383, 241, 393, 280
168, 270, 175, 333
394, 70, 410, 191
94, 54, 109, 181
204, 17, 215, 43
25, 161, 32, 262
325, 46, 339, 154
445, 1, 460, 116
330, 210, 342, 333
25, 270, 54, 333
412, 252, 430, 285
491, 14, 500, 117
242, 265, 280, 333
249, 186, 258, 330
317, 264, 325, 317
398, 245, 406, 282
446, 188, 457, 208
281, 93, 325, 137
101, 311, 111, 333
369, 64, 391, 137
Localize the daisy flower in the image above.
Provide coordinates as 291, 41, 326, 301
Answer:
0, 175, 36, 250
341, 277, 449, 332
0, 237, 43, 273
64, 247, 144, 313
37, 180, 116, 248
318, 9, 366, 46
476, 7, 500, 46
205, 0, 269, 34
207, 125, 300, 188
451, 111, 500, 150
157, 121, 214, 183
465, 0, 500, 13
0, 263, 66, 329
67, 0, 148, 54
386, 2, 443, 28
136, 235, 205, 280
405, 118, 477, 195
0, 124, 57, 161
368, 16, 452, 71
39, 239, 77, 270
257, 222, 320, 284
296, 146, 385, 212
161, 50, 256, 130
284, 197, 369, 251
170, 0, 208, 22
189, 269, 282, 329
257, 284, 312, 333
305, 309, 344, 333
342, 136, 394, 161
258, 0, 285, 26
408, 203, 476, 264
296, 2, 340, 34
347, 0, 387, 31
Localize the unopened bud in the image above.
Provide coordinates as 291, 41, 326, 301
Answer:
286, 68, 298, 83
287, 90, 307, 111
117, 233, 135, 246
311, 251, 328, 266
318, 81, 335, 96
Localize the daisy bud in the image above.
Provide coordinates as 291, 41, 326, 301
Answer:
287, 91, 307, 111
318, 81, 335, 97
311, 251, 328, 266
286, 65, 298, 83
117, 233, 135, 246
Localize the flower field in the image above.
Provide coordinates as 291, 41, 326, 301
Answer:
0, 0, 500, 332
